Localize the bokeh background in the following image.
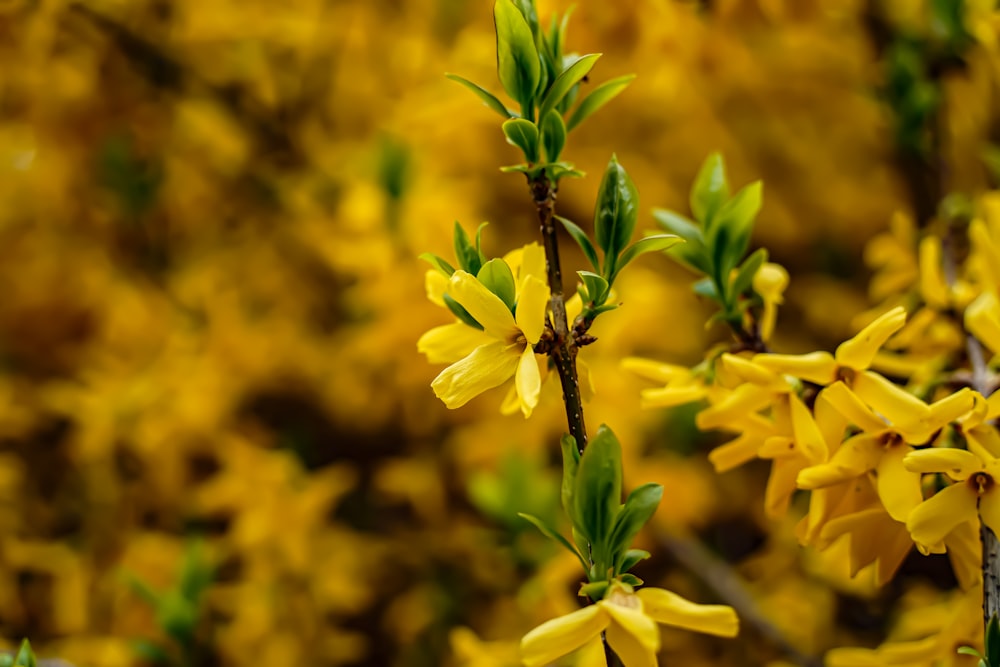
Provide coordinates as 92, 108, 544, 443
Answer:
0, 0, 995, 665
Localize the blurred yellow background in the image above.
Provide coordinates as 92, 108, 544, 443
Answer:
0, 0, 992, 665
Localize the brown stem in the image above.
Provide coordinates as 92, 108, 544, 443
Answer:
530, 174, 588, 452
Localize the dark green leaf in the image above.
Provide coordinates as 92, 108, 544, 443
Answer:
540, 109, 567, 162
619, 549, 651, 573
545, 162, 584, 181
453, 221, 483, 274
578, 270, 610, 306
608, 483, 663, 569
518, 513, 587, 569
652, 208, 709, 273
692, 277, 719, 301
566, 74, 636, 131
131, 639, 170, 665
690, 152, 728, 227
713, 180, 763, 273
593, 155, 638, 280
573, 424, 623, 566
502, 118, 540, 163
419, 252, 456, 277
557, 215, 600, 271
579, 581, 609, 600
731, 247, 768, 299
711, 223, 733, 306
537, 53, 601, 123
613, 234, 683, 281
445, 74, 514, 118
494, 0, 541, 114
11, 641, 34, 667
444, 293, 484, 329
477, 258, 517, 311
987, 612, 1000, 667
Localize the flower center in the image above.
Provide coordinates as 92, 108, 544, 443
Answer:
970, 472, 994, 495
605, 588, 641, 610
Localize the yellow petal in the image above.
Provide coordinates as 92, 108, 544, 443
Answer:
696, 384, 772, 430
925, 388, 978, 431
824, 648, 881, 667
720, 354, 786, 389
448, 271, 517, 340
796, 433, 882, 489
417, 323, 492, 364
515, 348, 542, 418
966, 291, 1000, 356
980, 491, 1000, 538
602, 602, 659, 666
906, 483, 978, 553
500, 384, 520, 416
834, 306, 906, 370
878, 635, 942, 663
515, 275, 550, 344
751, 351, 837, 385
519, 242, 546, 283
621, 358, 693, 384
708, 432, 764, 473
425, 270, 448, 307
903, 448, 982, 480
918, 236, 949, 309
850, 371, 930, 439
875, 445, 921, 523
520, 605, 607, 667
431, 341, 520, 409
578, 357, 595, 403
790, 393, 827, 463
640, 386, 706, 409
818, 382, 887, 434
636, 588, 739, 637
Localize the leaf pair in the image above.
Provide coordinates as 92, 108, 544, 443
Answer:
522, 426, 662, 589
654, 152, 764, 326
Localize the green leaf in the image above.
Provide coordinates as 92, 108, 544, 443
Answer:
613, 234, 683, 281
537, 53, 601, 123
11, 640, 34, 667
518, 513, 587, 569
509, 0, 540, 40
445, 74, 514, 118
453, 221, 483, 274
690, 152, 728, 227
477, 258, 517, 311
593, 155, 639, 280
652, 208, 709, 274
179, 540, 212, 602
474, 221, 489, 261
608, 483, 663, 570
494, 0, 541, 115
131, 639, 170, 665
444, 293, 484, 329
957, 647, 984, 659
561, 434, 580, 519
579, 581, 610, 600
566, 74, 636, 131
619, 549, 651, 573
419, 252, 456, 277
713, 180, 763, 275
692, 277, 719, 301
988, 612, 1000, 667
731, 247, 768, 299
557, 216, 600, 271
578, 271, 610, 306
540, 109, 567, 163
500, 163, 542, 179
619, 573, 643, 587
502, 118, 540, 163
573, 424, 623, 567
710, 222, 733, 306
545, 162, 584, 181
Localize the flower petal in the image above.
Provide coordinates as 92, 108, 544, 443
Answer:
520, 605, 607, 667
621, 358, 693, 384
636, 588, 739, 637
708, 432, 764, 473
850, 371, 930, 440
903, 448, 982, 481
431, 341, 520, 409
966, 291, 1000, 356
834, 306, 906, 370
790, 392, 828, 463
980, 491, 1000, 539
515, 275, 550, 344
605, 619, 657, 667
796, 433, 882, 489
417, 322, 492, 364
448, 270, 517, 340
515, 348, 542, 417
906, 482, 978, 554
696, 384, 772, 430
875, 445, 921, 523
519, 242, 546, 282
751, 351, 837, 385
818, 382, 887, 434
425, 270, 448, 307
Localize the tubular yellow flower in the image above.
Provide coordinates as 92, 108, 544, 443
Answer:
752, 306, 907, 385
520, 584, 737, 667
904, 447, 1000, 553
965, 290, 1000, 356
752, 262, 788, 341
425, 269, 550, 416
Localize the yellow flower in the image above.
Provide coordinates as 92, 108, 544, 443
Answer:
751, 306, 907, 385
752, 262, 788, 342
422, 269, 550, 416
904, 446, 1000, 553
520, 584, 738, 667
